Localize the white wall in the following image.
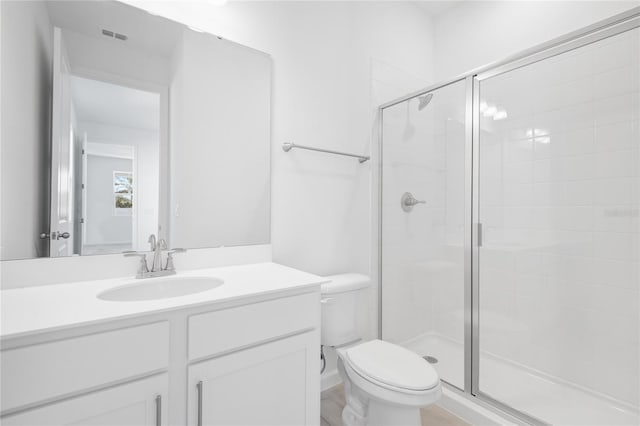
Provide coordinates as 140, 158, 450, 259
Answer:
0, 1, 53, 260
169, 28, 271, 249
434, 1, 639, 81
123, 0, 435, 275
121, 0, 436, 388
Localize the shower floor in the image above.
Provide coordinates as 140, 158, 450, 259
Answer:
402, 333, 640, 426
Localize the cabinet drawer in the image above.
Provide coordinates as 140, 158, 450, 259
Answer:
1, 322, 169, 413
188, 292, 319, 360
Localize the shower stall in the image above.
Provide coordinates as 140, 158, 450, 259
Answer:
379, 9, 639, 425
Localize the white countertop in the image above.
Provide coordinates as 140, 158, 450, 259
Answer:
1, 262, 327, 341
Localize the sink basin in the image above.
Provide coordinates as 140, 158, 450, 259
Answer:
98, 276, 223, 302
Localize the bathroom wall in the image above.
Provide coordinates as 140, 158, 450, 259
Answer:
122, 0, 435, 275
0, 1, 53, 260
121, 0, 437, 386
434, 0, 639, 81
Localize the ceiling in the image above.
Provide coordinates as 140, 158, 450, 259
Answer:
46, 1, 183, 58
70, 76, 160, 132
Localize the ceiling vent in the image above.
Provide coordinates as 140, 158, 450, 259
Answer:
102, 29, 128, 41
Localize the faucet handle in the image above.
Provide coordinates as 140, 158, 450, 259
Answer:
165, 248, 186, 271
148, 234, 157, 251
124, 252, 149, 276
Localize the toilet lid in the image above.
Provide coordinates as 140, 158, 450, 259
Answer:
344, 340, 439, 391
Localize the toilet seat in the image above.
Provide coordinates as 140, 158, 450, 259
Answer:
342, 340, 440, 393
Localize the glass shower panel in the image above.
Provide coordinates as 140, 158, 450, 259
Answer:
381, 80, 467, 389
477, 27, 640, 425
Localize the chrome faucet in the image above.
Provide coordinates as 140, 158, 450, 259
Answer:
123, 235, 186, 279
148, 234, 166, 273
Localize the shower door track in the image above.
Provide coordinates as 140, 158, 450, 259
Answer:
378, 6, 640, 426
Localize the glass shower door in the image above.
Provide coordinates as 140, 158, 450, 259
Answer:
475, 26, 640, 425
381, 79, 468, 389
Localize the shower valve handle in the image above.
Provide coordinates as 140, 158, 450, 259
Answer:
401, 192, 425, 212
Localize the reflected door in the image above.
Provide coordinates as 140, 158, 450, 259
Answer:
49, 27, 74, 257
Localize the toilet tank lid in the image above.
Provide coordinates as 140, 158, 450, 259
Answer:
322, 273, 370, 295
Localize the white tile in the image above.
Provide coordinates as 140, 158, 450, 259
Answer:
504, 138, 534, 163
593, 66, 638, 100
503, 207, 533, 229
564, 154, 595, 180
594, 205, 635, 232
561, 206, 594, 231
504, 162, 533, 184
593, 34, 636, 74
562, 180, 594, 206
563, 127, 594, 156
594, 120, 638, 152
533, 160, 552, 182
590, 258, 639, 290
503, 183, 533, 206
593, 231, 636, 261
533, 136, 552, 159
596, 93, 639, 126
595, 149, 636, 178
593, 178, 633, 205
559, 102, 595, 131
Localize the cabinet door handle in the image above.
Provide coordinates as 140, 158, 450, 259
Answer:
197, 381, 203, 426
155, 395, 162, 426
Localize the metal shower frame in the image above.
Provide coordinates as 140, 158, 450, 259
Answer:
377, 6, 640, 425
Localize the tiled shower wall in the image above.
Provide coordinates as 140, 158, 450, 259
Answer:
381, 79, 467, 370
478, 28, 639, 405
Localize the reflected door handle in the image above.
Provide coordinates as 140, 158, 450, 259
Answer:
40, 231, 71, 240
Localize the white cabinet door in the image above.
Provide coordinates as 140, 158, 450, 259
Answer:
2, 374, 168, 426
188, 331, 319, 426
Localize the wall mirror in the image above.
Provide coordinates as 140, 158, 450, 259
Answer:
0, 0, 271, 261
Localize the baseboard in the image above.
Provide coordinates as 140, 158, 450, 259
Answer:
321, 369, 342, 391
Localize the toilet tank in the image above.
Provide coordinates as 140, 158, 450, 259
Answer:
321, 273, 371, 347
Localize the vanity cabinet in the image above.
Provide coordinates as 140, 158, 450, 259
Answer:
187, 332, 317, 426
186, 292, 321, 426
1, 287, 321, 426
2, 374, 168, 426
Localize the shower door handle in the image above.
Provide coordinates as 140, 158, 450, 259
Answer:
476, 223, 483, 247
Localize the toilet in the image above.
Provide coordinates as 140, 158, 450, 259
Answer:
321, 273, 442, 426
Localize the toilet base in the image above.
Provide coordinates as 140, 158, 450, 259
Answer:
367, 400, 422, 426
341, 394, 423, 426
338, 356, 438, 426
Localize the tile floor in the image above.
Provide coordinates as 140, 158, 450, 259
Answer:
321, 384, 470, 426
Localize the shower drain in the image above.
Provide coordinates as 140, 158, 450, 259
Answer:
423, 355, 438, 364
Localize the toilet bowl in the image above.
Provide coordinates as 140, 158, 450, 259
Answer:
337, 340, 441, 426
321, 274, 442, 426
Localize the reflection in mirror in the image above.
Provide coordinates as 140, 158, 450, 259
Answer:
0, 0, 271, 261
72, 77, 160, 255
